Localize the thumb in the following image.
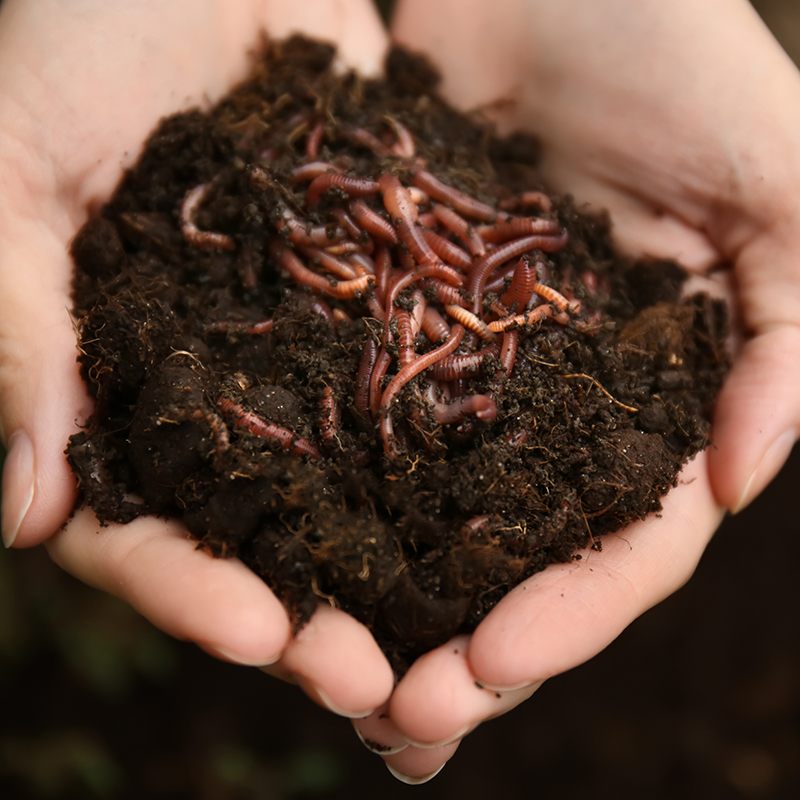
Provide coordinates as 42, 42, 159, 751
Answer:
0, 224, 91, 548
708, 222, 800, 512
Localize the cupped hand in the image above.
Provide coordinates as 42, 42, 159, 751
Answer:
365, 0, 800, 781
0, 0, 394, 714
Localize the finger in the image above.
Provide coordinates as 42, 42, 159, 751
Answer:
383, 740, 461, 785
352, 704, 409, 755
279, 604, 394, 718
262, 0, 388, 78
708, 227, 800, 512
387, 635, 540, 747
468, 453, 722, 689
46, 507, 291, 666
0, 234, 91, 548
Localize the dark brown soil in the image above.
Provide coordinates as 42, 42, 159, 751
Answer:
67, 37, 728, 674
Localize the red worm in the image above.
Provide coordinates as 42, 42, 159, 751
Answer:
412, 170, 498, 222
369, 348, 392, 417
477, 217, 561, 244
301, 247, 358, 280
421, 229, 473, 271
319, 386, 340, 446
205, 319, 274, 336
499, 190, 553, 213
383, 264, 463, 344
217, 397, 321, 459
355, 338, 378, 418
431, 203, 486, 256
379, 325, 465, 456
276, 246, 374, 298
350, 199, 398, 244
332, 207, 364, 241
378, 174, 438, 265
343, 126, 392, 157
290, 161, 343, 183
395, 309, 416, 365
500, 330, 519, 377
487, 303, 555, 333
427, 344, 499, 380
180, 184, 236, 251
421, 306, 451, 343
378, 173, 419, 222
501, 255, 539, 310
468, 232, 569, 313
485, 263, 517, 294
306, 121, 325, 160
276, 207, 346, 248
374, 246, 392, 302
424, 279, 468, 307
307, 173, 380, 206
432, 394, 498, 425
533, 282, 580, 313
444, 304, 495, 340
410, 290, 427, 336
384, 115, 416, 158
347, 252, 375, 276
309, 299, 335, 326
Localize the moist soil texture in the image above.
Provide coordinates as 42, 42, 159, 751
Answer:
67, 37, 728, 674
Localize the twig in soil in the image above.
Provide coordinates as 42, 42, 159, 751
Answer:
560, 373, 639, 413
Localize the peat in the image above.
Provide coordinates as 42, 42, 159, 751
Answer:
67, 38, 728, 673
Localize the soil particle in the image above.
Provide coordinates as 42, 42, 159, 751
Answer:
67, 37, 728, 674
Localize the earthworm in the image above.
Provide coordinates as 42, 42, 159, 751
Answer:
427, 344, 500, 380
180, 184, 235, 251
307, 173, 380, 206
217, 397, 321, 459
468, 232, 569, 313
412, 170, 498, 222
319, 386, 340, 446
379, 325, 465, 456
431, 203, 486, 256
350, 199, 398, 244
477, 217, 561, 244
444, 304, 495, 340
421, 229, 473, 271
355, 338, 378, 418
487, 303, 555, 333
431, 394, 498, 425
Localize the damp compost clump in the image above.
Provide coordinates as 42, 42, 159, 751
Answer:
67, 37, 728, 674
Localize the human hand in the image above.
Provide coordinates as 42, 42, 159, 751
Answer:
0, 0, 395, 715
364, 0, 800, 781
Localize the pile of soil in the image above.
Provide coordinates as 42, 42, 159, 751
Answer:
67, 37, 728, 673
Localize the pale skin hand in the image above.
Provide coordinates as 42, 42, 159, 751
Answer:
4, 0, 799, 785
365, 0, 800, 782
0, 0, 396, 716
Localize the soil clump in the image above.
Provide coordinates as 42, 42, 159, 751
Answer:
67, 37, 728, 673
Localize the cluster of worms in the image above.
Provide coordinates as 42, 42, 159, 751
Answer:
180, 116, 586, 463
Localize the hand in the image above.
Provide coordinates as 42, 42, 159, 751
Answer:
366, 0, 800, 781
0, 0, 394, 715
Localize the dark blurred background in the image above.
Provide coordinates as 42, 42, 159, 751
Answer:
1, 2, 798, 798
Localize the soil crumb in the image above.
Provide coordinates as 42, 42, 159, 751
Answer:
67, 37, 728, 674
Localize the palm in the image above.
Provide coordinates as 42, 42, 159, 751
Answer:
0, 0, 394, 713
371, 0, 800, 781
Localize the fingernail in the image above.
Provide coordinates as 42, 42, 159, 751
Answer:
733, 430, 796, 514
385, 763, 445, 785
206, 645, 281, 668
406, 724, 471, 749
353, 725, 408, 755
315, 685, 375, 719
2, 431, 35, 548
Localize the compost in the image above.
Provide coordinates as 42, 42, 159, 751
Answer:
67, 38, 728, 672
